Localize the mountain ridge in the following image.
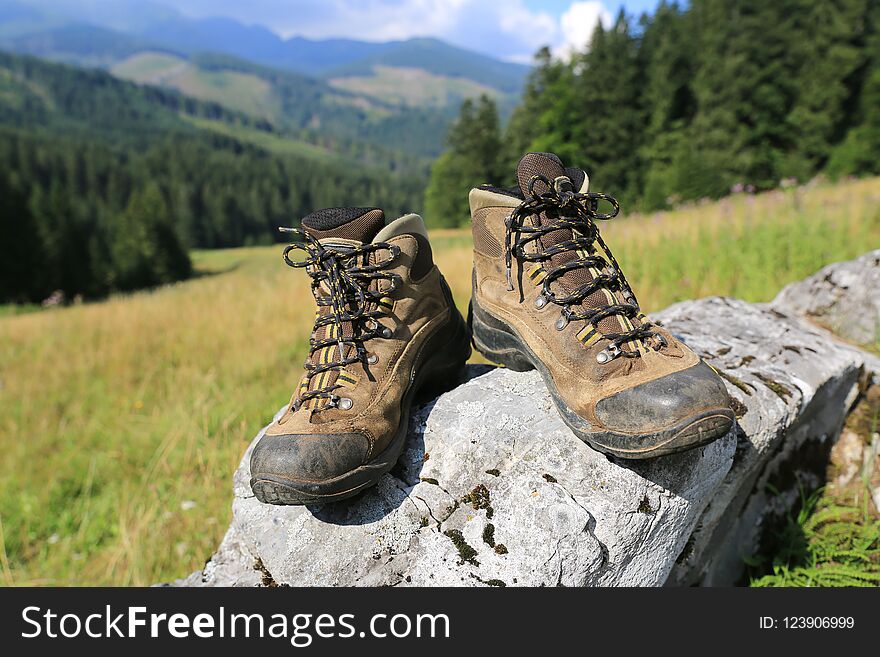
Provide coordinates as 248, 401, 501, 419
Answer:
0, 0, 529, 91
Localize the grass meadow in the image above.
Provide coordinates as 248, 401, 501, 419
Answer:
1, 177, 879, 586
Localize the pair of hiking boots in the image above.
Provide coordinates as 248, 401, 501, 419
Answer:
250, 152, 735, 506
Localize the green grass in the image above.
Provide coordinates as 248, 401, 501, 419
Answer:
182, 116, 347, 164
606, 184, 880, 311
178, 68, 279, 121
749, 384, 880, 587
749, 489, 880, 587
0, 303, 41, 318
111, 52, 186, 83
113, 52, 281, 122
1, 176, 879, 585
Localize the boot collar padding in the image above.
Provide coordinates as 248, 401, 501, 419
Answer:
468, 169, 589, 215
373, 213, 428, 243
469, 187, 522, 213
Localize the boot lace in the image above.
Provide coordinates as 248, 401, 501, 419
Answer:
504, 174, 658, 361
280, 227, 401, 410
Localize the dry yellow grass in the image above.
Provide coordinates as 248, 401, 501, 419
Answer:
0, 176, 878, 585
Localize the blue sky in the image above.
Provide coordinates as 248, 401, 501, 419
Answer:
155, 0, 665, 63
524, 0, 659, 16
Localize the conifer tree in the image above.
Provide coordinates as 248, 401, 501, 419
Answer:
503, 47, 564, 176
424, 95, 504, 227
638, 1, 696, 208
827, 0, 880, 176
110, 184, 191, 292
0, 173, 41, 302
582, 10, 647, 200
784, 0, 872, 178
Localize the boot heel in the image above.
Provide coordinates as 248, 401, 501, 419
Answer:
469, 299, 534, 372
415, 308, 471, 402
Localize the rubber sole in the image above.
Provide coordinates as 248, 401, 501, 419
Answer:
250, 308, 471, 505
468, 294, 733, 460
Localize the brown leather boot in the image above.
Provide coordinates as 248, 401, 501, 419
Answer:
468, 153, 733, 459
251, 207, 470, 505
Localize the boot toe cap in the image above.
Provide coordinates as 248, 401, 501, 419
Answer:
249, 431, 371, 484
595, 361, 733, 436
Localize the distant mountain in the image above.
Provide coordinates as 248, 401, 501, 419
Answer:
1, 0, 177, 33
0, 0, 529, 91
0, 0, 529, 160
324, 38, 527, 95
0, 48, 258, 143
1, 22, 157, 67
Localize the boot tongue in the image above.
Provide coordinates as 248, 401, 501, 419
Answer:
515, 152, 585, 277
301, 207, 385, 243
298, 207, 386, 416
516, 152, 567, 197
514, 152, 634, 349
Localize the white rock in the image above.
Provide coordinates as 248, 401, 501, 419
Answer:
772, 249, 880, 346
172, 254, 879, 587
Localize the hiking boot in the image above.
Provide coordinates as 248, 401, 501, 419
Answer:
468, 152, 734, 459
251, 207, 470, 505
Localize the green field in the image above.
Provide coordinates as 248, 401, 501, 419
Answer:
181, 116, 348, 164
111, 52, 186, 83
1, 177, 879, 586
113, 52, 282, 121
329, 65, 501, 108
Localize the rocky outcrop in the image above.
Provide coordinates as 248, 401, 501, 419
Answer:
773, 249, 880, 347
172, 253, 879, 587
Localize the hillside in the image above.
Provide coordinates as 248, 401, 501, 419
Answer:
109, 50, 455, 160
323, 37, 527, 96
0, 51, 426, 302
0, 0, 528, 158
0, 49, 430, 175
0, 49, 258, 142
0, 1, 528, 82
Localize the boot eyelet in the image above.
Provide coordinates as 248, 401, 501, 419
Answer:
338, 398, 353, 410
534, 294, 548, 309
380, 326, 393, 338
555, 315, 568, 330
596, 344, 622, 364
367, 353, 379, 364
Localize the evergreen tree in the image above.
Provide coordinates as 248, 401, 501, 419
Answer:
0, 173, 41, 302
423, 95, 504, 227
784, 0, 872, 178
827, 0, 880, 176
530, 11, 646, 201
502, 47, 568, 175
110, 184, 191, 292
638, 2, 696, 209
581, 10, 647, 200
689, 0, 803, 192
427, 0, 880, 213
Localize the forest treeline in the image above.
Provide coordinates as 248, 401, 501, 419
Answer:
426, 0, 880, 226
5, 0, 880, 301
0, 52, 424, 303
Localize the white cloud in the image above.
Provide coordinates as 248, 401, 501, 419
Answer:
556, 1, 614, 59
160, 0, 613, 63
